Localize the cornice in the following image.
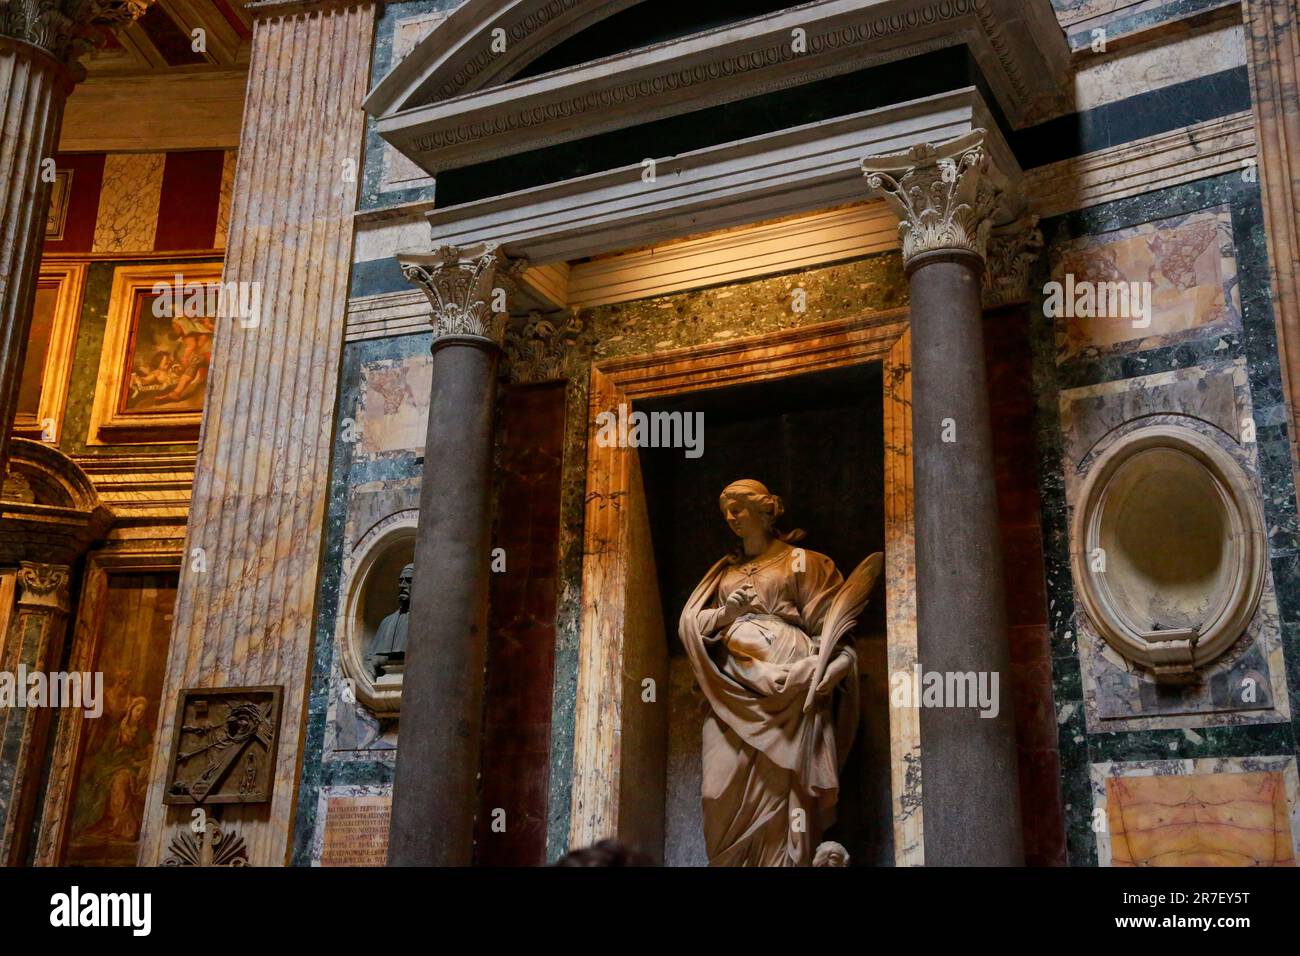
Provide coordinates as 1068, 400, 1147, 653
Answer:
372, 0, 1070, 175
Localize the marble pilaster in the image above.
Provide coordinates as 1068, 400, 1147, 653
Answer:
0, 562, 70, 865
1244, 0, 1300, 485
0, 20, 76, 475
864, 130, 1024, 865
135, 0, 377, 867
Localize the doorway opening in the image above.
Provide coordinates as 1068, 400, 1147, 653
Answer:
636, 362, 892, 865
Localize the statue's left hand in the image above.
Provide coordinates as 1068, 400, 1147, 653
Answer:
814, 652, 852, 697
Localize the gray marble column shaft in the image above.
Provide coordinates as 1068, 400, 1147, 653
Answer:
388, 244, 520, 866
864, 132, 1024, 865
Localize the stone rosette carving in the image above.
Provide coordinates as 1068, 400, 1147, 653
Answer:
862, 129, 1002, 267
503, 310, 591, 384
1, 0, 153, 64
16, 561, 70, 612
399, 242, 526, 347
983, 215, 1044, 308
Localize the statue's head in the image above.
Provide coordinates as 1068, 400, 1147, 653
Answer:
718, 479, 784, 540
398, 563, 415, 610
813, 841, 849, 868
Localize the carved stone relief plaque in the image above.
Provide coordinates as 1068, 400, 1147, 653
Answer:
163, 686, 283, 805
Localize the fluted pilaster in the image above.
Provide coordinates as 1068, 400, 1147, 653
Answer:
0, 40, 71, 477
1244, 0, 1300, 480
136, 0, 377, 867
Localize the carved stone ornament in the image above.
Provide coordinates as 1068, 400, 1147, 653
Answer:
1071, 425, 1267, 683
503, 310, 592, 384
163, 686, 283, 805
398, 242, 527, 347
16, 561, 70, 612
1, 0, 154, 64
983, 215, 1044, 308
862, 129, 1002, 266
161, 817, 250, 867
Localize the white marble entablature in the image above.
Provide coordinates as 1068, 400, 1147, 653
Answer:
366, 0, 1069, 174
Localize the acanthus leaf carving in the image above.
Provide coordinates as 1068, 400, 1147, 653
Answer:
1, 0, 153, 66
983, 215, 1044, 308
398, 242, 527, 347
503, 310, 592, 384
862, 129, 1002, 266
17, 561, 70, 611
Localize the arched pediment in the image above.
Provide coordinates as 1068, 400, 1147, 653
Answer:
367, 0, 1070, 177
0, 439, 112, 564
3, 439, 103, 513
364, 0, 647, 117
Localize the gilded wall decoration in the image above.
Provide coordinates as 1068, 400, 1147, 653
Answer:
87, 262, 221, 445
13, 262, 86, 445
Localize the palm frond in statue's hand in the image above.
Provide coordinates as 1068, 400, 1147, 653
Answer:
803, 552, 884, 713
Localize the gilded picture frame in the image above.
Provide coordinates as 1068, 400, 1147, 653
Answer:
13, 262, 87, 445
87, 262, 223, 445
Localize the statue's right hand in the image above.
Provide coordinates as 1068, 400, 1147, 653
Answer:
723, 584, 758, 620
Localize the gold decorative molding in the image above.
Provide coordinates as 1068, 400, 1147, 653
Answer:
862, 130, 1002, 268
12, 262, 85, 445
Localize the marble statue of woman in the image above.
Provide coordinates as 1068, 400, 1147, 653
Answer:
679, 479, 883, 866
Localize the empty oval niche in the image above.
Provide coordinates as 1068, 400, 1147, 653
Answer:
1072, 425, 1265, 682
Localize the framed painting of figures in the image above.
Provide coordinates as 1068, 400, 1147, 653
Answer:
13, 262, 86, 445
33, 563, 181, 867
87, 261, 223, 444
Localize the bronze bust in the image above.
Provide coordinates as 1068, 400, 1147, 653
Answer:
367, 563, 413, 678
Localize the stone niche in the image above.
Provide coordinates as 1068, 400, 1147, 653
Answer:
337, 511, 418, 714
1072, 424, 1266, 683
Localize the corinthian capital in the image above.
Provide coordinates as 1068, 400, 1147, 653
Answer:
1, 0, 153, 65
399, 242, 527, 348
862, 129, 1002, 267
983, 216, 1044, 308
17, 561, 70, 612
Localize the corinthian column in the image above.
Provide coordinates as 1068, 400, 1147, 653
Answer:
0, 562, 71, 865
136, 0, 377, 867
863, 131, 1024, 865
388, 242, 524, 867
0, 1, 145, 472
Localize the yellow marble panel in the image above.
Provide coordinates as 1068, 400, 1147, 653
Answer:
91, 153, 164, 254
1051, 208, 1240, 362
213, 150, 237, 250
1108, 771, 1295, 866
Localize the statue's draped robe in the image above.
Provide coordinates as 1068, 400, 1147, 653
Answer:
679, 547, 858, 866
